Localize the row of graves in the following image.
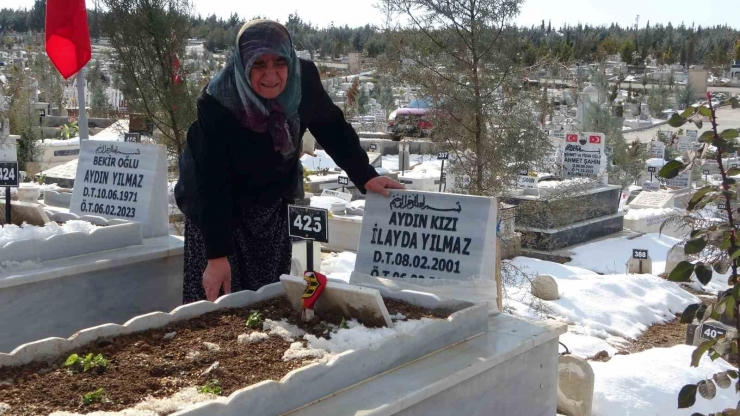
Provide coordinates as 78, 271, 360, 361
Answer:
0, 124, 567, 415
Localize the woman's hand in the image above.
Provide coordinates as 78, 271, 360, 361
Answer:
365, 176, 405, 197
203, 257, 232, 301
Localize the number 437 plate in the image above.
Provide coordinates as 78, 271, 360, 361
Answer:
288, 205, 329, 243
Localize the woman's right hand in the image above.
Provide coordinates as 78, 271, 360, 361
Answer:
203, 257, 231, 301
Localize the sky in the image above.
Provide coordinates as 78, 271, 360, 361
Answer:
4, 0, 740, 30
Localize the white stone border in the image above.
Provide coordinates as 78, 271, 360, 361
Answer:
0, 213, 142, 264
0, 280, 488, 416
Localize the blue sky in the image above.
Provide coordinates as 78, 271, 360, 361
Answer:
5, 0, 740, 29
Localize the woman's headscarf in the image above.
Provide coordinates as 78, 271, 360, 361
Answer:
207, 20, 302, 158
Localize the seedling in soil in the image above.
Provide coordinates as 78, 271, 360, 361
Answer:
339, 317, 349, 330
198, 379, 222, 395
82, 388, 105, 405
64, 353, 109, 374
246, 310, 264, 330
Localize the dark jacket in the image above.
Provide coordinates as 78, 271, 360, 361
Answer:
175, 59, 378, 259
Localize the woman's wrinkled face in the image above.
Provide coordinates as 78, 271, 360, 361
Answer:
249, 53, 288, 99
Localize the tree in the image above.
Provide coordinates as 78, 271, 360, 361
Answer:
659, 95, 740, 415
596, 36, 619, 63
675, 81, 695, 109
100, 0, 197, 158
27, 0, 45, 32
620, 39, 636, 65
379, 0, 550, 196
4, 66, 43, 171
88, 61, 113, 118
735, 39, 740, 60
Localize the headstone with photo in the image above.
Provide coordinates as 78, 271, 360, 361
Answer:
561, 132, 606, 179
354, 190, 498, 283
69, 140, 169, 238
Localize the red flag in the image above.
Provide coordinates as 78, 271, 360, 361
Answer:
566, 134, 578, 142
589, 135, 602, 144
45, 0, 91, 79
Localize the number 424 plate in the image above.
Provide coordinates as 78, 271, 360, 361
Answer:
288, 205, 329, 243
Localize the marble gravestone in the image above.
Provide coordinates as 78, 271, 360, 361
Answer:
562, 132, 606, 180
665, 171, 691, 190
70, 140, 168, 238
354, 190, 498, 282
649, 140, 665, 159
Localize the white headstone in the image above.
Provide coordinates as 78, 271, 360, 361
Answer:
70, 140, 168, 238
321, 188, 353, 202
354, 190, 498, 282
665, 171, 691, 189
517, 172, 539, 189
649, 141, 666, 159
686, 129, 698, 141
642, 181, 661, 191
677, 136, 693, 153
628, 191, 675, 209
562, 132, 606, 179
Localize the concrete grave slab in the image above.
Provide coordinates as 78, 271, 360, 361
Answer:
280, 274, 393, 328
628, 191, 675, 209
0, 201, 50, 226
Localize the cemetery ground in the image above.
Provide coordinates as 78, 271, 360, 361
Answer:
0, 295, 455, 415
321, 231, 736, 415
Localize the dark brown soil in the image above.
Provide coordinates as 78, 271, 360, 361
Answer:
0, 295, 454, 416
627, 316, 689, 354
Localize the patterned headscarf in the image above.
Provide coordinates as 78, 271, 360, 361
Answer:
207, 20, 302, 158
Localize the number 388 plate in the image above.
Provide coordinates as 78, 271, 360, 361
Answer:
288, 205, 329, 243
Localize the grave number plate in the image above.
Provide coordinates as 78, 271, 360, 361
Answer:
632, 249, 649, 260
0, 162, 19, 187
703, 170, 710, 175
719, 203, 727, 210
124, 133, 141, 143
288, 205, 329, 243
370, 143, 378, 152
338, 176, 349, 186
700, 323, 728, 341
647, 167, 657, 173
437, 151, 449, 160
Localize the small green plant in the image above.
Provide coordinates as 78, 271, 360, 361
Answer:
82, 388, 105, 405
246, 310, 264, 330
339, 317, 349, 330
58, 119, 79, 140
198, 379, 222, 395
64, 353, 109, 373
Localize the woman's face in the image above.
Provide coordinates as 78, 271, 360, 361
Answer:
249, 53, 288, 99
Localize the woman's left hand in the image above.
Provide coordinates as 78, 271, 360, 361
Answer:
365, 176, 405, 197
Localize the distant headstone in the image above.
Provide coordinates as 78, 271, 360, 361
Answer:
354, 190, 498, 281
562, 132, 606, 179
686, 129, 698, 141
657, 131, 670, 142
642, 181, 661, 191
665, 171, 691, 189
321, 188, 353, 202
677, 136, 693, 153
69, 140, 169, 238
665, 245, 689, 276
628, 191, 675, 209
517, 171, 538, 189
649, 141, 666, 159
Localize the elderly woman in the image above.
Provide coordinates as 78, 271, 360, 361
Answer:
175, 20, 402, 303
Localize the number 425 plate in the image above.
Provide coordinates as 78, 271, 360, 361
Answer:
288, 205, 329, 243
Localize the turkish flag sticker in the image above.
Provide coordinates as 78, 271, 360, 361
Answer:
566, 134, 578, 142
589, 135, 602, 144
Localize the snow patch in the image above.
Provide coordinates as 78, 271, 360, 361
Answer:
624, 208, 680, 221
304, 318, 431, 354
263, 319, 305, 342
0, 220, 99, 248
202, 342, 220, 352
282, 342, 327, 361
237, 332, 269, 344
48, 387, 221, 416
566, 233, 680, 275
320, 252, 357, 282
592, 345, 736, 416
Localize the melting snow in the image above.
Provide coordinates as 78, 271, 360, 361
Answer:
0, 221, 99, 248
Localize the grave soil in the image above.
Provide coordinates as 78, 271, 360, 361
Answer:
0, 295, 453, 416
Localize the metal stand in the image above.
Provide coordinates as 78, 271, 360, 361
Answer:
4, 186, 10, 224
306, 240, 314, 272
438, 159, 445, 192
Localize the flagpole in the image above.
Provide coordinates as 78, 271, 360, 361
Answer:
76, 68, 89, 140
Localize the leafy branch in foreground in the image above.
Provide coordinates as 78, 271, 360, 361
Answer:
658, 93, 740, 411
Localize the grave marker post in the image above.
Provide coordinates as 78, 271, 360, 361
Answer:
0, 134, 19, 225
287, 205, 329, 272
338, 175, 349, 192
437, 151, 449, 192
647, 166, 657, 182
